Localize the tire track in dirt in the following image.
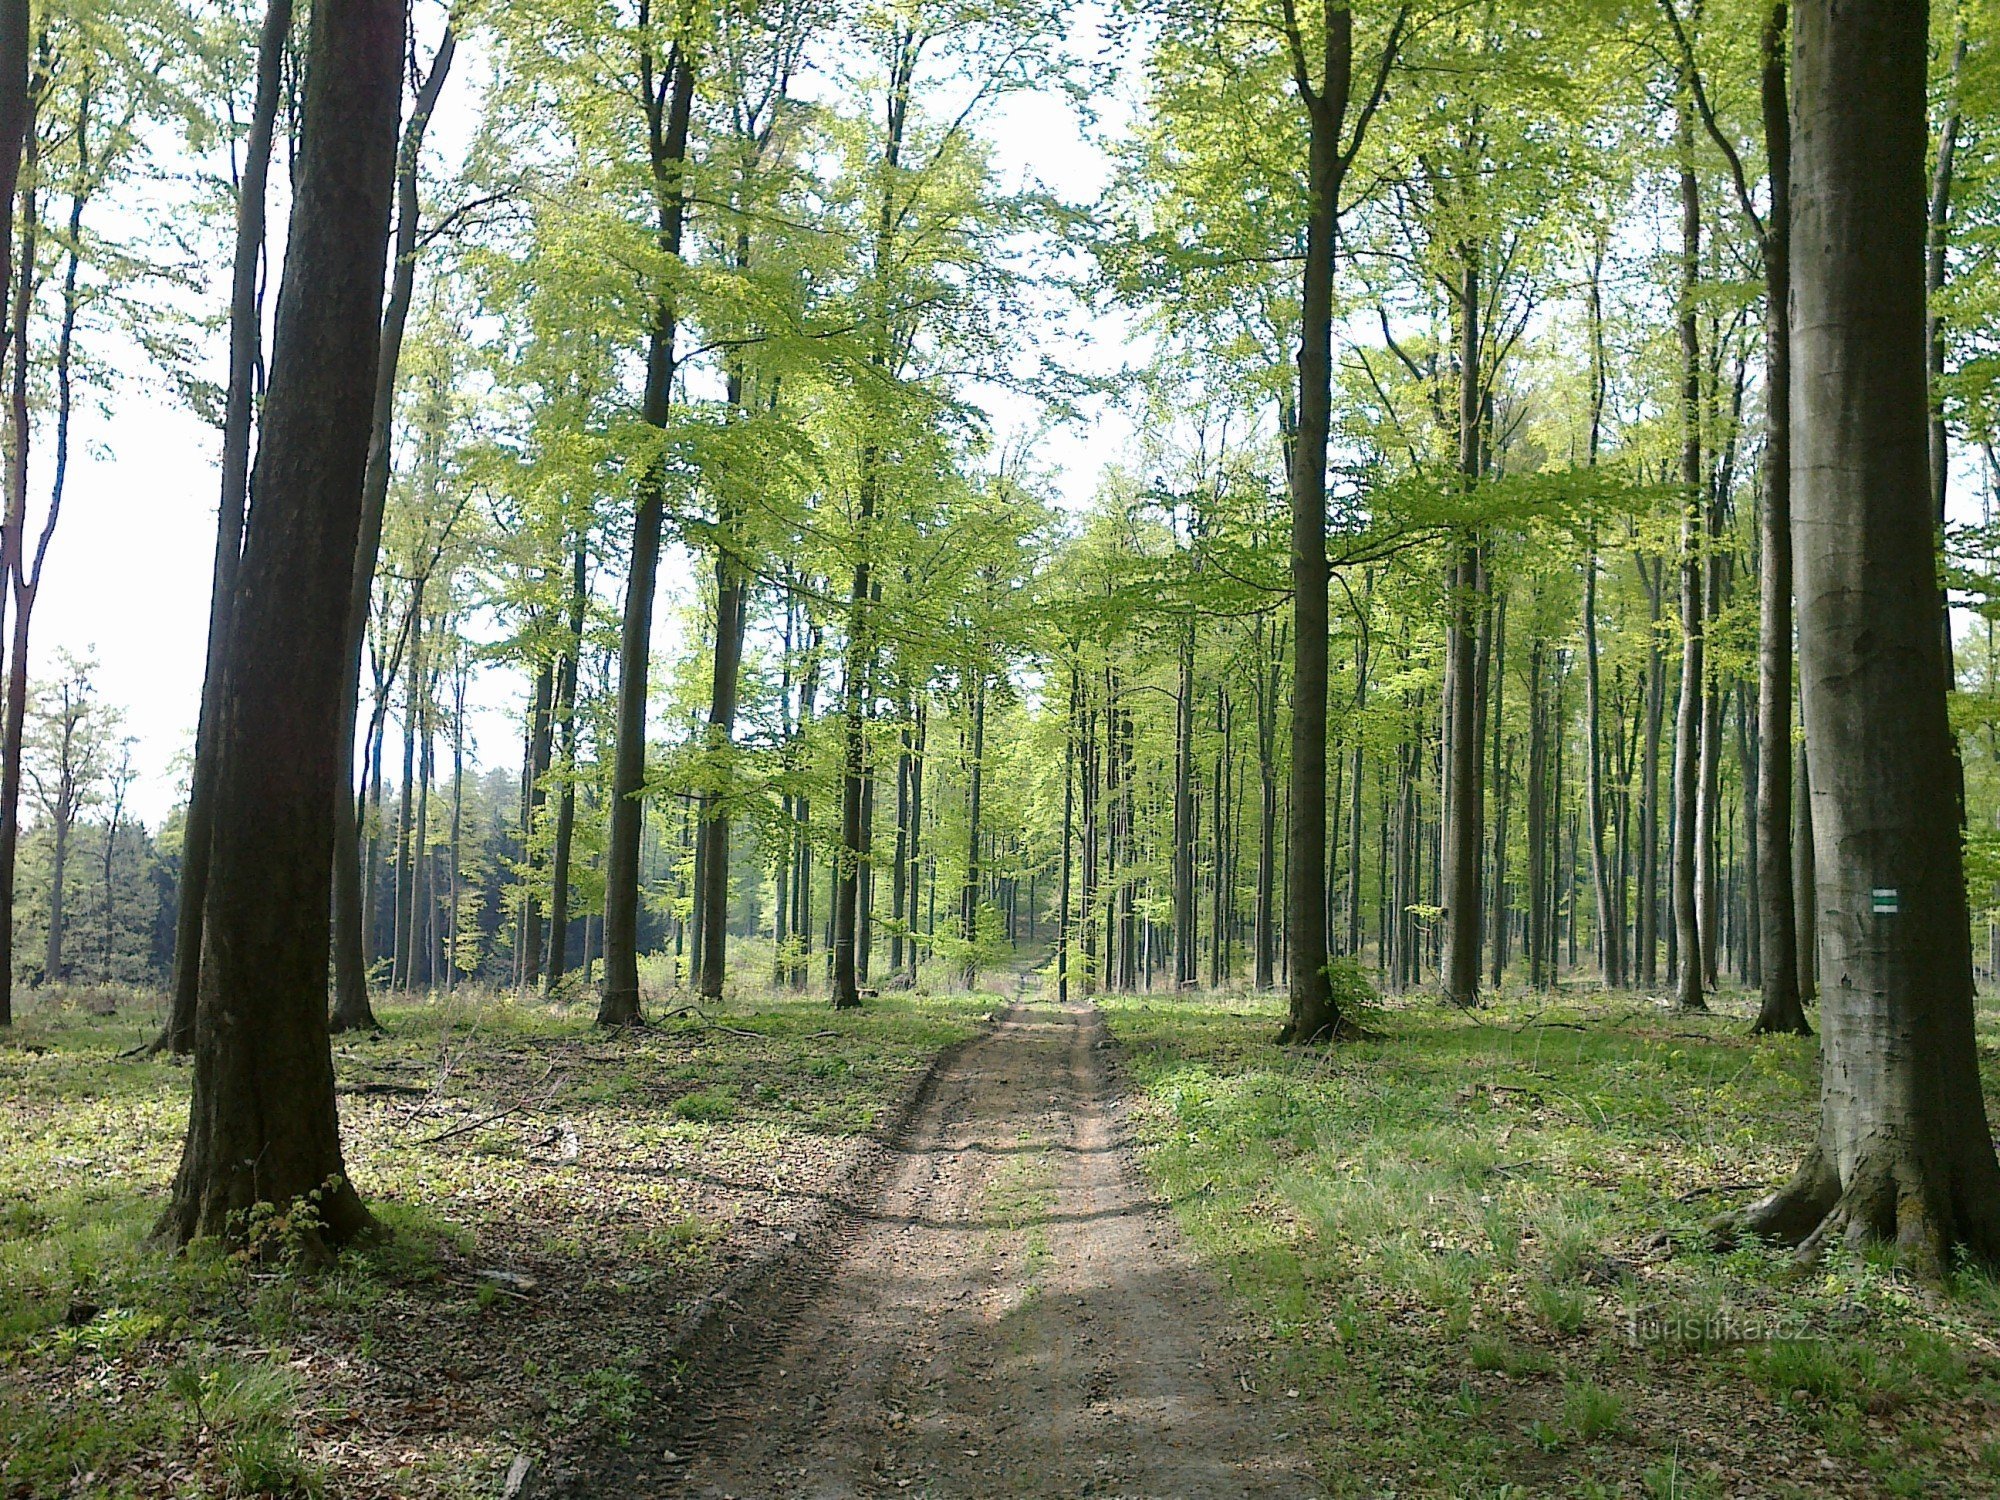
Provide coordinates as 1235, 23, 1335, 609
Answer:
649, 998, 1318, 1499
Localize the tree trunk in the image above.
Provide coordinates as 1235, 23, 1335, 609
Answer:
1173, 622, 1196, 987
1528, 641, 1551, 988
1279, 8, 1358, 1042
1729, 0, 2000, 1270
599, 43, 694, 1026
331, 19, 454, 1033
960, 675, 985, 990
1487, 593, 1508, 988
160, 0, 402, 1250
1749, 1, 1808, 1034
1671, 90, 1708, 1013
696, 495, 748, 1001
1442, 257, 1483, 1008
1638, 558, 1665, 986
168, 0, 291, 1052
545, 539, 586, 993
1254, 617, 1279, 989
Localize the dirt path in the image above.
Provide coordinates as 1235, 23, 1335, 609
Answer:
665, 999, 1318, 1499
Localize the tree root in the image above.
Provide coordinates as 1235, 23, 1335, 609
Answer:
1709, 1144, 2000, 1277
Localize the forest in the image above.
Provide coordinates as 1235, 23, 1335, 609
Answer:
5, 0, 2000, 1495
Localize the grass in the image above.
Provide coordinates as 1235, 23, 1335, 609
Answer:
1102, 983, 2000, 1499
0, 977, 989, 1499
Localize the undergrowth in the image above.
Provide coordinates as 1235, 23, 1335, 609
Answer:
1103, 984, 2000, 1499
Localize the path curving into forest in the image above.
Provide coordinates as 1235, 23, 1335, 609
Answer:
657, 999, 1317, 1499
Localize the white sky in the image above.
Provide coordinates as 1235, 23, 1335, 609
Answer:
35, 5, 1139, 829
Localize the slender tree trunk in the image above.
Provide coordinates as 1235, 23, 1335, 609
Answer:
1730, 0, 2000, 1268
331, 20, 454, 1033
391, 606, 421, 988
1254, 618, 1280, 988
1749, 2, 1808, 1034
1526, 643, 1549, 988
905, 697, 924, 984
161, 0, 402, 1249
1671, 92, 1708, 1012
1173, 622, 1196, 987
1488, 594, 1508, 988
599, 43, 694, 1026
1794, 734, 1815, 1004
696, 497, 748, 1001
167, 0, 291, 1051
545, 539, 586, 993
1638, 559, 1665, 986
960, 675, 985, 990
1442, 256, 1483, 1008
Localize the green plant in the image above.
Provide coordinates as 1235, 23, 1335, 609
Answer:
1561, 1379, 1627, 1442
1529, 1280, 1592, 1336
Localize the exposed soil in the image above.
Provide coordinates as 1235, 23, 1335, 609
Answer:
585, 996, 1318, 1499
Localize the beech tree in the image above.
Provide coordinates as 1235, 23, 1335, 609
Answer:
1726, 0, 2000, 1267
161, 0, 404, 1248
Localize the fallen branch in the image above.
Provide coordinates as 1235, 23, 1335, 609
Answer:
412, 1059, 565, 1146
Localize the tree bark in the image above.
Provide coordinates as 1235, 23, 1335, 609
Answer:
1442, 256, 1483, 1008
1279, 4, 1372, 1042
1752, 2, 1808, 1034
331, 19, 454, 1034
1728, 0, 2000, 1269
599, 39, 694, 1026
695, 509, 747, 1000
168, 0, 292, 1052
959, 675, 986, 990
1670, 90, 1708, 1012
1172, 621, 1196, 987
545, 538, 586, 993
161, 0, 403, 1250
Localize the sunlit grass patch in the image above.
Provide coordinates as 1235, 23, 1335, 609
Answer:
1104, 985, 2000, 1498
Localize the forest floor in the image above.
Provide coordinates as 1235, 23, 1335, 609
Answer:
8, 977, 2000, 1498
584, 991, 1318, 1500
1104, 985, 2000, 1498
0, 981, 988, 1499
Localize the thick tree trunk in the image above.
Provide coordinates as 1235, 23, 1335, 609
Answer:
160, 0, 402, 1250
599, 44, 694, 1026
169, 0, 291, 1052
331, 20, 454, 1034
1729, 0, 2000, 1269
1279, 16, 1349, 1042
